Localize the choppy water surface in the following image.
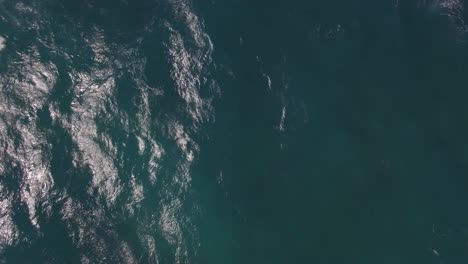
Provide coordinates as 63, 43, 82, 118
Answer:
1, 0, 468, 263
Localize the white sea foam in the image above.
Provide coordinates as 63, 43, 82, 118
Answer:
0, 36, 5, 51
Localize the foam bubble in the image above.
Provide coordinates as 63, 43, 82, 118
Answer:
0, 36, 5, 51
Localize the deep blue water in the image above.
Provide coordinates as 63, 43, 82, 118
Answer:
1, 0, 468, 263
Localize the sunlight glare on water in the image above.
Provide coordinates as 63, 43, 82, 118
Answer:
1, 0, 468, 263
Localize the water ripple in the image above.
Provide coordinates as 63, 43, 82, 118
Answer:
0, 0, 216, 262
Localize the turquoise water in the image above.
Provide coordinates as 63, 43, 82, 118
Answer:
1, 0, 468, 263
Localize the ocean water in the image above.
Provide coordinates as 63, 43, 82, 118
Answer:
1, 0, 468, 263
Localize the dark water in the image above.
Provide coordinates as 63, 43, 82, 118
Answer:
1, 0, 468, 263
